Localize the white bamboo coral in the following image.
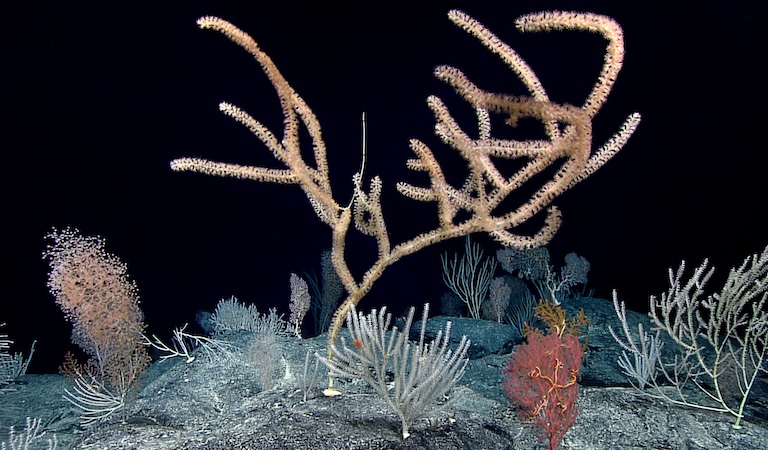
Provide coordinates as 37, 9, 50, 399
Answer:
610, 246, 768, 429
170, 10, 641, 388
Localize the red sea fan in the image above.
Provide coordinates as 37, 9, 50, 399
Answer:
503, 330, 583, 450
